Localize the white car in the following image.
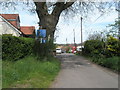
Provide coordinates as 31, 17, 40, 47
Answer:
56, 48, 62, 54
74, 51, 77, 53
77, 46, 84, 51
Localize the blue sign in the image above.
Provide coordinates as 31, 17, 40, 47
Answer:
36, 29, 46, 38
36, 29, 46, 43
40, 29, 46, 38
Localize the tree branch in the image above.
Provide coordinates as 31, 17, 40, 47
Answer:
63, 2, 75, 10
52, 2, 64, 16
34, 2, 48, 16
52, 1, 75, 16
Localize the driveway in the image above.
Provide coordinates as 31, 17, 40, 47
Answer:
51, 53, 118, 88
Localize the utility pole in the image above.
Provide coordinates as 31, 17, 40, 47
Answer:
73, 29, 76, 47
66, 38, 67, 45
81, 17, 83, 48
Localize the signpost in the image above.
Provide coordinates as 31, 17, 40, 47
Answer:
36, 29, 46, 43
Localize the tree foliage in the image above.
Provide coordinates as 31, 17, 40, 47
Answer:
109, 18, 120, 39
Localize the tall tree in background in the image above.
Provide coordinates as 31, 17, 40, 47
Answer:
109, 1, 120, 39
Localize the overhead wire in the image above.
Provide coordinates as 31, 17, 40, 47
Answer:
85, 2, 116, 29
62, 2, 116, 43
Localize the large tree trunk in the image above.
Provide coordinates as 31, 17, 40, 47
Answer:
38, 14, 59, 40
34, 2, 74, 42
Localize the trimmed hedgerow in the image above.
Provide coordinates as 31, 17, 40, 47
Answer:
2, 34, 34, 61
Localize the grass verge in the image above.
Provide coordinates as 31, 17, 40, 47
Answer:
77, 53, 120, 72
2, 55, 60, 88
89, 56, 120, 72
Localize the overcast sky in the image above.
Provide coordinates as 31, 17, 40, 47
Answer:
0, 1, 118, 44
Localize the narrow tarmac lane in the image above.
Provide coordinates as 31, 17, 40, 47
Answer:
51, 53, 118, 88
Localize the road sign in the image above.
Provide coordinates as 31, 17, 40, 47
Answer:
36, 29, 46, 38
36, 29, 46, 43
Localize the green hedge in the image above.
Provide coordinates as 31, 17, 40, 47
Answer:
105, 36, 120, 57
83, 40, 105, 57
83, 36, 120, 57
33, 39, 56, 59
2, 34, 34, 61
83, 36, 120, 71
90, 56, 120, 72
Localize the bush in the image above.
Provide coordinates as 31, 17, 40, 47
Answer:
83, 33, 120, 72
83, 40, 105, 57
83, 36, 120, 58
90, 56, 120, 72
33, 39, 56, 59
2, 34, 34, 61
104, 36, 120, 57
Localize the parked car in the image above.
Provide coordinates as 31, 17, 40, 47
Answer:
77, 46, 84, 51
56, 48, 62, 54
62, 50, 66, 53
72, 46, 76, 53
73, 50, 77, 53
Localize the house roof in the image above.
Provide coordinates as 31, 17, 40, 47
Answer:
0, 16, 22, 34
20, 26, 35, 35
0, 14, 20, 29
0, 14, 19, 19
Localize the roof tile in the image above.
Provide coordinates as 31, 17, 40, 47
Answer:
0, 14, 20, 29
0, 14, 19, 19
20, 26, 35, 35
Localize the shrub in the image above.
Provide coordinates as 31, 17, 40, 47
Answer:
2, 34, 34, 61
33, 39, 56, 59
83, 36, 120, 58
98, 57, 119, 72
83, 40, 105, 57
104, 36, 120, 57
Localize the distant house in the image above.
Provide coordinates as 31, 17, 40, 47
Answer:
0, 14, 22, 37
20, 26, 35, 38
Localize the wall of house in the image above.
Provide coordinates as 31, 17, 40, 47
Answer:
0, 18, 21, 37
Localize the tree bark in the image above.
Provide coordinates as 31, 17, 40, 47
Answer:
34, 2, 74, 42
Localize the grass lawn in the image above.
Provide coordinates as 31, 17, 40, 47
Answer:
2, 56, 60, 88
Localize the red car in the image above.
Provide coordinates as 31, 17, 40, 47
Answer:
72, 46, 76, 53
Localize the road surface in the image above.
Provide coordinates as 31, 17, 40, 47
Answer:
51, 53, 118, 88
